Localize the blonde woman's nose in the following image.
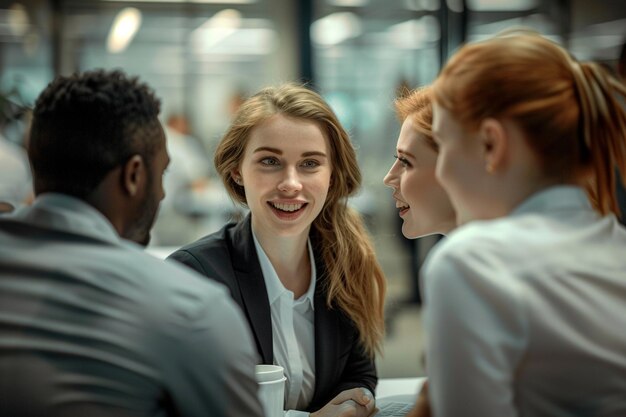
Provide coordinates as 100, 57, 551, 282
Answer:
278, 168, 303, 192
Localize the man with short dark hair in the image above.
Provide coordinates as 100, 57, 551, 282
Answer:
0, 69, 263, 417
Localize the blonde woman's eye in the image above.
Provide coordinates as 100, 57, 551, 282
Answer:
301, 160, 320, 168
260, 157, 280, 166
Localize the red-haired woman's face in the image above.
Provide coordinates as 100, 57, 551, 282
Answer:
384, 118, 455, 238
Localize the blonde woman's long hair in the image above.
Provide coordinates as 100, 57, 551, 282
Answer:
433, 32, 626, 216
214, 84, 386, 357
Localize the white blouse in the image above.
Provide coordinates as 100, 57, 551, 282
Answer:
423, 186, 626, 417
253, 232, 316, 416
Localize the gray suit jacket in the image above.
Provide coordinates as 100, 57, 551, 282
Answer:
0, 194, 263, 417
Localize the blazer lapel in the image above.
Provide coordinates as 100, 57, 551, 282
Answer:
229, 215, 274, 364
311, 259, 339, 406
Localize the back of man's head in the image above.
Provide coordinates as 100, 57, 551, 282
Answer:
28, 69, 161, 198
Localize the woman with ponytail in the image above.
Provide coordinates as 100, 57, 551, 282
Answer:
418, 32, 626, 417
169, 84, 385, 417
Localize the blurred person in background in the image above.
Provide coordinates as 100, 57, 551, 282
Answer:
150, 113, 214, 246
0, 69, 263, 417
164, 114, 209, 184
0, 94, 33, 213
416, 32, 626, 417
0, 131, 32, 213
169, 84, 385, 417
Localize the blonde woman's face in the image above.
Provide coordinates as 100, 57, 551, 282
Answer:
384, 117, 455, 238
234, 114, 332, 240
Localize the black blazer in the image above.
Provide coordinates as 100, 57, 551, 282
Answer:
168, 215, 377, 412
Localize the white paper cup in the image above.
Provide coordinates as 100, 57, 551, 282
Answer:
255, 365, 285, 417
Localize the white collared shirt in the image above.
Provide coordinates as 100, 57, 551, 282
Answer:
423, 186, 626, 417
252, 231, 316, 415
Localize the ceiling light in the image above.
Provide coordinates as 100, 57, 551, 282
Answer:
467, 0, 538, 12
192, 28, 276, 55
326, 0, 369, 6
311, 12, 362, 46
8, 3, 29, 36
447, 0, 463, 13
190, 9, 277, 56
404, 0, 440, 12
388, 15, 440, 48
101, 0, 257, 3
191, 8, 241, 49
107, 7, 142, 53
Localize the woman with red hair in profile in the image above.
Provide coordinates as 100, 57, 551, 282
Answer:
412, 32, 626, 417
384, 86, 455, 241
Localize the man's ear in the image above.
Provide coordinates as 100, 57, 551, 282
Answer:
121, 155, 146, 196
478, 118, 508, 174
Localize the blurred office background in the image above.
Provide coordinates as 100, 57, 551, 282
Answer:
1, 0, 625, 377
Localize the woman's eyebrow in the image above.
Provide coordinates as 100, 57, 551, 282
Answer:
253, 146, 281, 154
301, 151, 327, 158
397, 149, 416, 159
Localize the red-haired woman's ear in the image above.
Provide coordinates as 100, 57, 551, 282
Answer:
479, 118, 508, 174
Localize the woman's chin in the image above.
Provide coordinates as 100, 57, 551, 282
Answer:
401, 223, 421, 240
